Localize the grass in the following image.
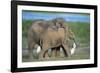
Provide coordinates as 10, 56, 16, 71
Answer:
22, 47, 90, 62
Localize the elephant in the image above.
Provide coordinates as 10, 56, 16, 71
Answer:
27, 19, 60, 60
39, 26, 71, 59
27, 18, 76, 60
27, 19, 49, 60
50, 18, 77, 57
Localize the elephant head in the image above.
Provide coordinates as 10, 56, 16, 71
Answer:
52, 18, 66, 28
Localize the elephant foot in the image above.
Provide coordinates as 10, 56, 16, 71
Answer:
38, 55, 50, 60
44, 52, 50, 59
55, 53, 61, 58
38, 54, 44, 60
62, 44, 71, 57
67, 52, 71, 57
51, 54, 60, 59
38, 58, 43, 60
64, 53, 71, 58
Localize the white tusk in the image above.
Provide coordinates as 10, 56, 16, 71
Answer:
71, 42, 76, 55
37, 46, 41, 53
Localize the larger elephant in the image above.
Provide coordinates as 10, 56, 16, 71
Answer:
27, 19, 59, 60
27, 18, 76, 60
27, 19, 49, 60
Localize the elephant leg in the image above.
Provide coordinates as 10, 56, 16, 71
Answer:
39, 44, 49, 60
28, 42, 36, 61
44, 51, 49, 59
55, 47, 60, 57
62, 44, 71, 57
39, 49, 48, 60
51, 48, 56, 58
51, 47, 61, 58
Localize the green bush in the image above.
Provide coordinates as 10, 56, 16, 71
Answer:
67, 22, 90, 46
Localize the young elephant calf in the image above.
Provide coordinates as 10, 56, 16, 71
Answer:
39, 27, 71, 59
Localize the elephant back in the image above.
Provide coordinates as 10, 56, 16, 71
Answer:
28, 20, 49, 44
31, 20, 49, 34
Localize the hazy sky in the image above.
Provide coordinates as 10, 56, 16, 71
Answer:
22, 11, 90, 23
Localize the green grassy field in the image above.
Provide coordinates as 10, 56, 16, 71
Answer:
22, 20, 90, 62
